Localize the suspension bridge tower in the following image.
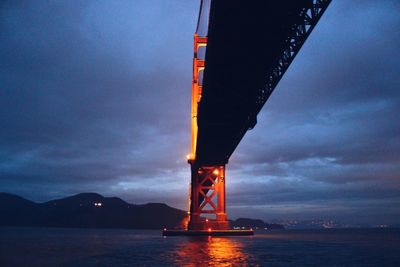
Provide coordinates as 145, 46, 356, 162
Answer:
163, 0, 331, 236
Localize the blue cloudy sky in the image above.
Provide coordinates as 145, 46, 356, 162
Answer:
1, 0, 399, 224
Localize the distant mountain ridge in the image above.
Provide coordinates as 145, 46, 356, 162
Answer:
0, 192, 186, 229
0, 192, 284, 230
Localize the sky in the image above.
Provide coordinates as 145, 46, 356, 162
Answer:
1, 0, 399, 224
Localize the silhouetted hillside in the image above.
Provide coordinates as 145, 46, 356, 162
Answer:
0, 193, 187, 229
0, 193, 285, 230
0, 193, 40, 225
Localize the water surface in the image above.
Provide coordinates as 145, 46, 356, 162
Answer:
1, 227, 399, 266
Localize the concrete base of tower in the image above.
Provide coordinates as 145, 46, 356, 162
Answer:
162, 229, 254, 236
188, 220, 230, 231
187, 213, 230, 231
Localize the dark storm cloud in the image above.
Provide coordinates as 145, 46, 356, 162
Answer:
0, 0, 197, 202
0, 1, 399, 223
228, 0, 400, 223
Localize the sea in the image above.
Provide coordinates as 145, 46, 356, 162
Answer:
0, 227, 399, 266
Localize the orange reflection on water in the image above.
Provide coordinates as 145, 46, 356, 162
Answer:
173, 236, 249, 266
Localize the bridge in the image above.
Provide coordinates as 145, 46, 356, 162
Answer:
165, 0, 331, 235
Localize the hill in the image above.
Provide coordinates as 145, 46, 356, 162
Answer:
0, 192, 284, 230
0, 192, 186, 229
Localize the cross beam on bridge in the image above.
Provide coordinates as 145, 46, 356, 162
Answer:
186, 0, 331, 232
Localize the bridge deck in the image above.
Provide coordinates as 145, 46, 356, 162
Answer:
196, 0, 317, 165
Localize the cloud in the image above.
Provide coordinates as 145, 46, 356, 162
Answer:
226, 0, 400, 223
0, 0, 197, 201
0, 0, 399, 223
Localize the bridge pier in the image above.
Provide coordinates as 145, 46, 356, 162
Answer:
188, 164, 230, 231
162, 161, 253, 235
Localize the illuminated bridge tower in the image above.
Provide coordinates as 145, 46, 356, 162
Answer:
187, 32, 229, 230
165, 0, 332, 235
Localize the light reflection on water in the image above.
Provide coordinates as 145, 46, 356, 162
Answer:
1, 228, 400, 266
173, 236, 250, 266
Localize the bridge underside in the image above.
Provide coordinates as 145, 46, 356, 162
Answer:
196, 0, 329, 166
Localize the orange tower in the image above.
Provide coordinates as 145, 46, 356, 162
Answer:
187, 34, 229, 231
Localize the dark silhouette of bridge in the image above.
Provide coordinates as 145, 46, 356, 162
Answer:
165, 0, 332, 235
